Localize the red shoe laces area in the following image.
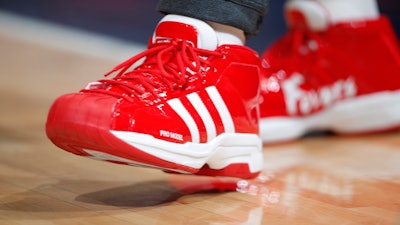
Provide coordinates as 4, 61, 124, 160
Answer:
82, 39, 223, 102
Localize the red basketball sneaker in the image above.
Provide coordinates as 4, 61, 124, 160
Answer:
259, 1, 400, 143
46, 15, 263, 179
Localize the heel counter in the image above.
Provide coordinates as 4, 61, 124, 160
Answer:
217, 59, 261, 134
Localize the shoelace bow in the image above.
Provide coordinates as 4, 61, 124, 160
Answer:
83, 39, 222, 102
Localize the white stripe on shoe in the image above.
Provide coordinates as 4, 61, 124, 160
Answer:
167, 98, 201, 143
167, 85, 235, 143
206, 86, 235, 133
187, 91, 217, 142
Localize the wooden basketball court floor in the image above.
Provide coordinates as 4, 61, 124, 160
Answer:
1, 11, 399, 225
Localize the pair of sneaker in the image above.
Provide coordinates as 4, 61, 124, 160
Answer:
46, 2, 400, 179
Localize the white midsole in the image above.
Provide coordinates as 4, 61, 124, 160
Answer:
109, 131, 263, 173
260, 90, 400, 143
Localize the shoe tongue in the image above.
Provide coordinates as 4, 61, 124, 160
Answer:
152, 15, 218, 50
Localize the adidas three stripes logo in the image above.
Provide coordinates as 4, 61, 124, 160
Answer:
167, 86, 235, 143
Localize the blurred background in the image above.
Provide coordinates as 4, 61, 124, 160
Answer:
0, 0, 399, 54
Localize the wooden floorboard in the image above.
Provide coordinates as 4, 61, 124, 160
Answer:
0, 16, 399, 225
